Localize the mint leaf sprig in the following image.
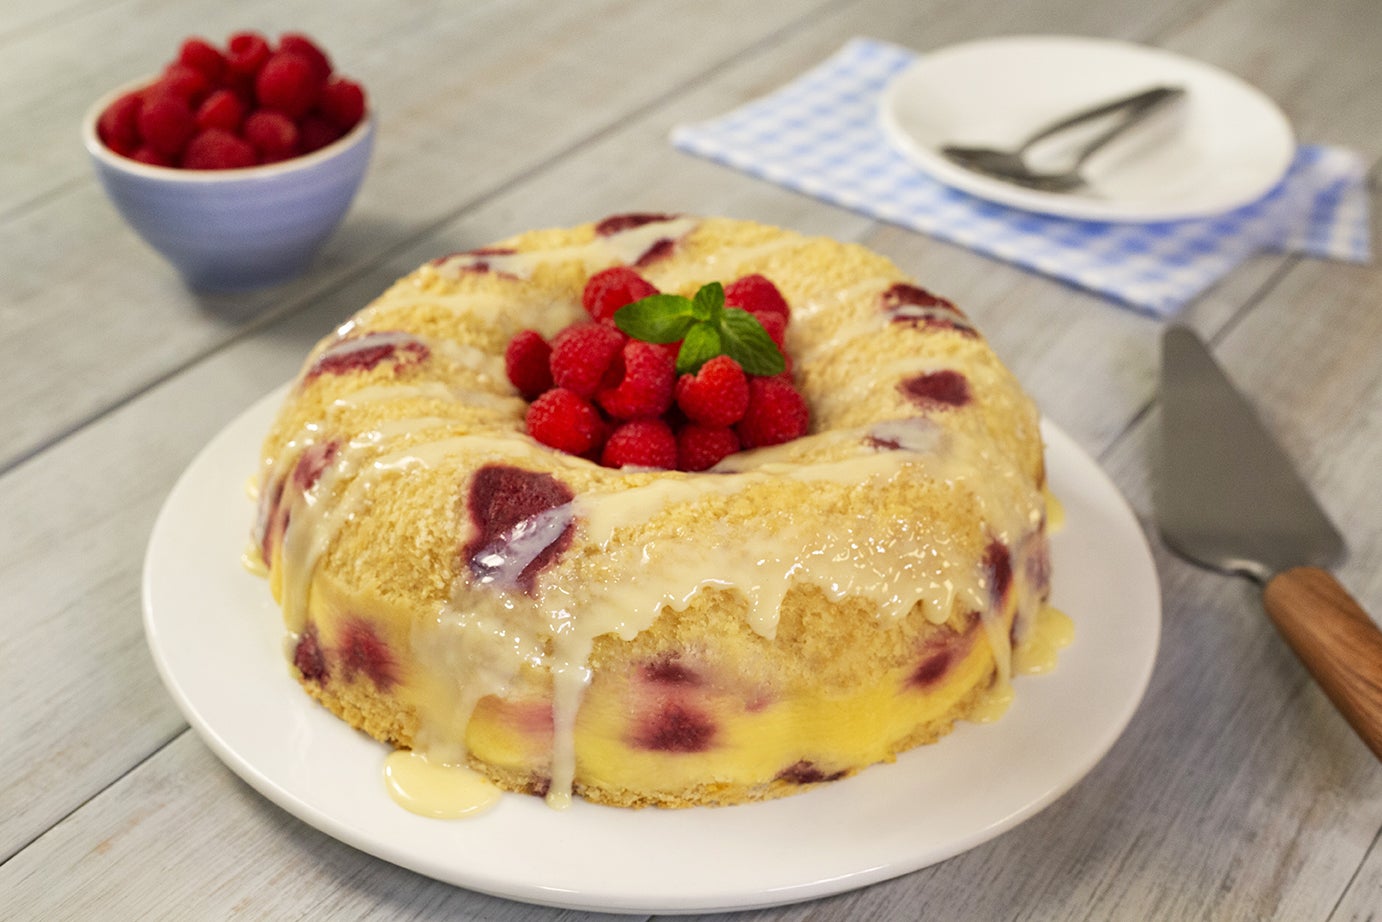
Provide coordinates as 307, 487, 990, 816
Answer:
613, 281, 785, 376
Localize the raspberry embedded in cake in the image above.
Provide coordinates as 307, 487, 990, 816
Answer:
336, 619, 397, 690
909, 649, 952, 688
595, 213, 677, 236
901, 369, 971, 409
640, 655, 702, 686
291, 439, 339, 492
594, 213, 688, 265
634, 702, 718, 753
293, 623, 329, 682
908, 613, 981, 690
464, 464, 576, 593
776, 760, 847, 785
985, 539, 1014, 605
882, 282, 976, 336
306, 330, 429, 381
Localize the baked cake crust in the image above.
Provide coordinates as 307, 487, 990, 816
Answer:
252, 214, 1052, 808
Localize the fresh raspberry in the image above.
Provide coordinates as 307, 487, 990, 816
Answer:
737, 376, 809, 448
749, 309, 786, 349
597, 340, 676, 419
676, 423, 740, 471
182, 128, 257, 170
137, 93, 195, 157
526, 388, 606, 457
225, 70, 256, 104
131, 146, 175, 167
318, 77, 367, 130
601, 419, 677, 470
157, 63, 212, 104
177, 38, 226, 81
97, 92, 143, 156
279, 33, 333, 81
194, 89, 245, 132
226, 31, 272, 76
582, 266, 658, 323
549, 323, 625, 398
725, 273, 790, 321
255, 51, 322, 118
298, 114, 343, 153
674, 355, 749, 427
504, 330, 553, 399
243, 109, 299, 161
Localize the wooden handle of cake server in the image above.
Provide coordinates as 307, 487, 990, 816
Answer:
1263, 566, 1382, 762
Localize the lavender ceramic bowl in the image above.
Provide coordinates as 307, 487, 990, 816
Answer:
82, 80, 374, 292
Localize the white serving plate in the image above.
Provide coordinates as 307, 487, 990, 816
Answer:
880, 35, 1295, 221
144, 388, 1160, 914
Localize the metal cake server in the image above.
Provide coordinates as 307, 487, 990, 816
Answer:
1156, 325, 1382, 760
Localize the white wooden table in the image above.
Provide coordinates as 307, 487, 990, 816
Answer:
4, 0, 1381, 918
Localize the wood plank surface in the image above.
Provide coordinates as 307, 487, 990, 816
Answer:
0, 0, 844, 472
3, 0, 1380, 917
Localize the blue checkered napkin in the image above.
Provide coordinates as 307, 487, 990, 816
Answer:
670, 38, 1372, 316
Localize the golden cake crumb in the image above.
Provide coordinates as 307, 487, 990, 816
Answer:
251, 214, 1053, 809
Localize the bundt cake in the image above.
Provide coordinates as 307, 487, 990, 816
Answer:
250, 214, 1057, 809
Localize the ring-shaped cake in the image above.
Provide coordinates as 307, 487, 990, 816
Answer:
251, 214, 1057, 809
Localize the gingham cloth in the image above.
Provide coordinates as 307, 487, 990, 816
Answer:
670, 38, 1371, 316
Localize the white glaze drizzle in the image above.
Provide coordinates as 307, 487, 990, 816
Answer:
311, 330, 425, 366
791, 279, 887, 323
432, 216, 700, 281
259, 222, 1050, 810
647, 234, 801, 293
383, 750, 500, 818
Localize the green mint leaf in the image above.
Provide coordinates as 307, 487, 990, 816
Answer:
676, 322, 723, 375
614, 294, 698, 343
615, 281, 785, 376
718, 308, 786, 376
691, 281, 725, 322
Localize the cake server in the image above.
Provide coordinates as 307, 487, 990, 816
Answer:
1156, 325, 1382, 760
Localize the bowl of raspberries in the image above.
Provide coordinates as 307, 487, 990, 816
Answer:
82, 31, 372, 291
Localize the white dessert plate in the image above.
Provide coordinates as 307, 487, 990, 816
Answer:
143, 387, 1161, 915
879, 35, 1295, 222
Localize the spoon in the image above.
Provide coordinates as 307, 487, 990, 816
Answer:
940, 85, 1186, 193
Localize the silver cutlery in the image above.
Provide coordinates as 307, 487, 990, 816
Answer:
1155, 325, 1382, 760
941, 85, 1185, 193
